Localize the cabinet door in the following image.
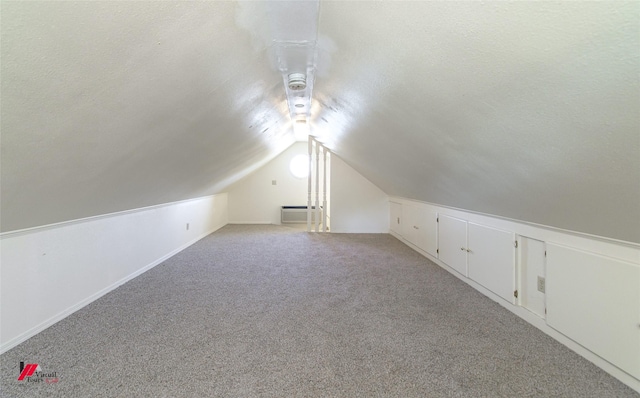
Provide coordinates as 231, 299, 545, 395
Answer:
546, 243, 640, 379
519, 237, 546, 318
401, 205, 418, 244
422, 210, 438, 257
390, 202, 402, 235
402, 204, 437, 257
438, 215, 468, 276
468, 223, 515, 303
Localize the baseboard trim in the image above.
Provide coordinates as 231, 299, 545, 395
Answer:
389, 230, 640, 394
0, 222, 226, 355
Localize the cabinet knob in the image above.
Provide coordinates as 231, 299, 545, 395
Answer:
460, 247, 465, 251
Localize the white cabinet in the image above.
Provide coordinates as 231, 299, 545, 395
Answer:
438, 215, 468, 276
396, 205, 516, 304
467, 223, 515, 304
546, 243, 640, 379
519, 237, 546, 318
439, 215, 515, 303
402, 204, 438, 257
390, 201, 402, 235
389, 197, 640, 389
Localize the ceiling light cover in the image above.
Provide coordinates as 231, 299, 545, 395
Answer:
288, 73, 307, 90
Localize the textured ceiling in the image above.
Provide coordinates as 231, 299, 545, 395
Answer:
1, 1, 295, 231
1, 1, 639, 243
311, 1, 640, 243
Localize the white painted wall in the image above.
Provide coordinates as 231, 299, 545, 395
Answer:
330, 156, 389, 233
0, 194, 228, 353
227, 142, 309, 225
389, 196, 640, 392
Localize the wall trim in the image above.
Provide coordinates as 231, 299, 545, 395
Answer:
0, 194, 224, 239
0, 221, 225, 355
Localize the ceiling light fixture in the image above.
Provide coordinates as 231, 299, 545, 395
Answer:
288, 73, 307, 91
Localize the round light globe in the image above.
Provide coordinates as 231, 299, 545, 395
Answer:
290, 154, 309, 179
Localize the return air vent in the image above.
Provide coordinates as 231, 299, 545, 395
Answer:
281, 206, 322, 224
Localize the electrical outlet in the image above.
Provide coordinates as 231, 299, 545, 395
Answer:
186, 223, 189, 230
537, 276, 545, 293
272, 180, 277, 185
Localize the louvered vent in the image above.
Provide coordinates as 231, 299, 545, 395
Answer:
281, 206, 322, 224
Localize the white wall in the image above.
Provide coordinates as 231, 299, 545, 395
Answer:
227, 142, 309, 224
389, 196, 640, 393
0, 194, 228, 353
330, 156, 389, 233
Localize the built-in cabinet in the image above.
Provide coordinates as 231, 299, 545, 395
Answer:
389, 198, 640, 388
518, 237, 546, 318
438, 215, 468, 276
438, 214, 515, 303
546, 243, 640, 380
401, 204, 437, 257
467, 223, 516, 304
390, 201, 402, 235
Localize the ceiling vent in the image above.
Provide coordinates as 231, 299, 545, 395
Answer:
288, 73, 307, 91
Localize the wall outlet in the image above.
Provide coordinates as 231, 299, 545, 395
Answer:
537, 276, 546, 293
186, 223, 189, 230
272, 180, 277, 185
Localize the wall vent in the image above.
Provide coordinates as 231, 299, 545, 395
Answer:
281, 206, 322, 224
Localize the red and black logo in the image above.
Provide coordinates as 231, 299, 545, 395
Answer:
18, 362, 59, 383
18, 362, 38, 380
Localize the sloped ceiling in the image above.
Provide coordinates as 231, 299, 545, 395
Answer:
312, 1, 639, 243
1, 1, 295, 232
2, 1, 639, 243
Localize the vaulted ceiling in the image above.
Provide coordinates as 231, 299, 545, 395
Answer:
1, 1, 639, 243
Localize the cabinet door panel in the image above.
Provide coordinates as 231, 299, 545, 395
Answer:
468, 223, 515, 303
546, 243, 640, 379
438, 215, 467, 276
422, 211, 438, 257
519, 237, 546, 318
401, 205, 437, 257
401, 205, 418, 244
390, 202, 402, 235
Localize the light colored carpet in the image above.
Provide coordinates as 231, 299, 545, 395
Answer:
1, 224, 637, 397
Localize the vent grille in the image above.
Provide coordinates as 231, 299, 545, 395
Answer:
281, 206, 322, 224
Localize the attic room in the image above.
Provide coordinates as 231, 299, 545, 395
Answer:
1, 1, 638, 396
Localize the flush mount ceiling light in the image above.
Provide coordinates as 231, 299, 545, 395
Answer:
288, 73, 307, 90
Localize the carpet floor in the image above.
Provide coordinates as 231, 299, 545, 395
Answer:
1, 224, 637, 397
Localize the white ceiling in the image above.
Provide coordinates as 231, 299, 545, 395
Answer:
1, 1, 639, 243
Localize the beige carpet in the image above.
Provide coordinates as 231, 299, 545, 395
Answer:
1, 224, 636, 397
